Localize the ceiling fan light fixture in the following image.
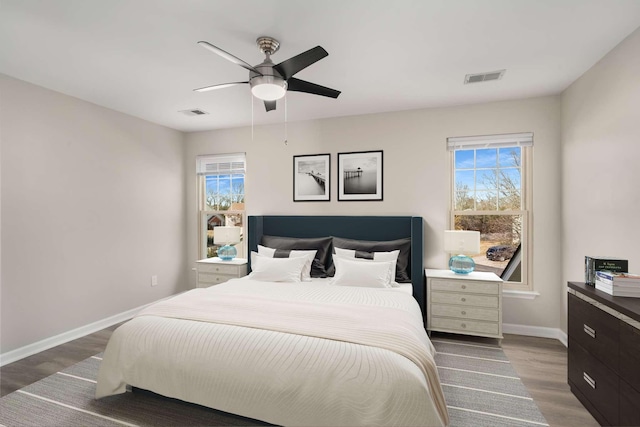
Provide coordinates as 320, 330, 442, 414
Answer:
250, 75, 287, 101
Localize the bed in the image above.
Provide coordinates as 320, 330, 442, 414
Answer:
96, 215, 448, 426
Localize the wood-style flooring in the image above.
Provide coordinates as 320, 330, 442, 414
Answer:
502, 334, 599, 427
1, 328, 597, 427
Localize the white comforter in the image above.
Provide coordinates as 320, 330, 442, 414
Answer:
96, 278, 448, 427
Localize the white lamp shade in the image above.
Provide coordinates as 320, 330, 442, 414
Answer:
214, 226, 241, 245
444, 230, 480, 255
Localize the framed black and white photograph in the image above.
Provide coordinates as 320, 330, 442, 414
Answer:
338, 150, 383, 201
293, 153, 330, 202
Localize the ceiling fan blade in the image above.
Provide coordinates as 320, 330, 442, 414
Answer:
273, 46, 328, 80
287, 78, 341, 98
264, 100, 277, 112
197, 41, 263, 76
193, 81, 248, 92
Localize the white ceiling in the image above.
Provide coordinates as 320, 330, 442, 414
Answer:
2, 0, 640, 133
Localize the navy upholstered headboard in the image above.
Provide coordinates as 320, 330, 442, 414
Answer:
247, 215, 425, 316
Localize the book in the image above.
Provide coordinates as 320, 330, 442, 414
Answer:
595, 270, 640, 284
585, 256, 628, 285
595, 272, 640, 298
595, 280, 640, 297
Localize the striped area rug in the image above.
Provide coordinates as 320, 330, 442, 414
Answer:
432, 337, 548, 427
0, 339, 548, 426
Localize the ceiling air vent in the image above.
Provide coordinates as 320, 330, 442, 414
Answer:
179, 108, 209, 116
464, 69, 506, 84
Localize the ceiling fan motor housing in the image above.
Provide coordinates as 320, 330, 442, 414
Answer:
250, 59, 287, 100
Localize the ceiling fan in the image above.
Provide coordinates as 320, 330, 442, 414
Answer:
194, 36, 341, 112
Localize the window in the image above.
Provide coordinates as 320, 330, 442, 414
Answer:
197, 153, 246, 259
448, 133, 532, 290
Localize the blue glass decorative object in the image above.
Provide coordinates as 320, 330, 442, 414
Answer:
218, 244, 237, 261
449, 254, 475, 274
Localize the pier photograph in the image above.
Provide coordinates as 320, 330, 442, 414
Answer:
293, 153, 330, 201
338, 150, 383, 201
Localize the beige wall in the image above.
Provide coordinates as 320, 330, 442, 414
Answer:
185, 95, 562, 329
561, 27, 640, 331
0, 75, 188, 353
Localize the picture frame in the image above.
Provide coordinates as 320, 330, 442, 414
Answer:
293, 153, 331, 202
338, 150, 383, 201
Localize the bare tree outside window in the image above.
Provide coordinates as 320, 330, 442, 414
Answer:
202, 174, 245, 258
452, 147, 525, 282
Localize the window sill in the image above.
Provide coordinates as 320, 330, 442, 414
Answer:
503, 289, 540, 300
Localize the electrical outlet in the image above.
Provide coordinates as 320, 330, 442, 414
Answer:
151, 275, 158, 287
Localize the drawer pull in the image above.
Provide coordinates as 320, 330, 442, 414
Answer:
461, 323, 466, 328
461, 311, 467, 315
583, 324, 596, 339
461, 285, 467, 289
583, 372, 596, 389
461, 297, 466, 302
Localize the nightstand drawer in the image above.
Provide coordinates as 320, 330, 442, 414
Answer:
431, 304, 499, 322
198, 263, 242, 275
431, 291, 499, 308
431, 317, 499, 335
198, 273, 234, 286
431, 279, 499, 295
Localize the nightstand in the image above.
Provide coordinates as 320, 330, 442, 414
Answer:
195, 257, 248, 288
426, 269, 503, 341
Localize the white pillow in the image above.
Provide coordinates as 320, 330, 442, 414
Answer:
333, 248, 399, 287
252, 250, 315, 280
249, 255, 308, 283
330, 257, 395, 288
258, 245, 317, 282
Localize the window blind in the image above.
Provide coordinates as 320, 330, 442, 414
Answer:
196, 153, 246, 175
447, 132, 533, 151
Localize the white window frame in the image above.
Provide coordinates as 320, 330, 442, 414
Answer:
197, 153, 246, 259
448, 133, 533, 291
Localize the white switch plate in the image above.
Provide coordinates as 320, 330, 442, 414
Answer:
151, 275, 158, 286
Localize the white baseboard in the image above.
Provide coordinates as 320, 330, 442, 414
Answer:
1, 300, 156, 367
503, 323, 568, 347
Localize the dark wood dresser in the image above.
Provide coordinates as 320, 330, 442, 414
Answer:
568, 282, 640, 426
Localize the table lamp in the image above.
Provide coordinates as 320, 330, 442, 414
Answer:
444, 230, 480, 274
214, 226, 241, 261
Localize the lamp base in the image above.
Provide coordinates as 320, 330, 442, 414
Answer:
218, 244, 237, 261
449, 254, 475, 274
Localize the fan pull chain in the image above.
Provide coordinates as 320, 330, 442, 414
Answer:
251, 92, 254, 141
284, 93, 288, 145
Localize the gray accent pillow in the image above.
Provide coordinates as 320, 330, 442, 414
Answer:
260, 235, 333, 278
331, 236, 412, 283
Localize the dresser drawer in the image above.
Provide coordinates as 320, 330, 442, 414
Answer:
197, 263, 243, 275
431, 304, 499, 322
620, 322, 640, 391
431, 279, 499, 295
431, 317, 499, 335
568, 338, 619, 426
568, 294, 619, 372
431, 291, 498, 308
620, 379, 640, 426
